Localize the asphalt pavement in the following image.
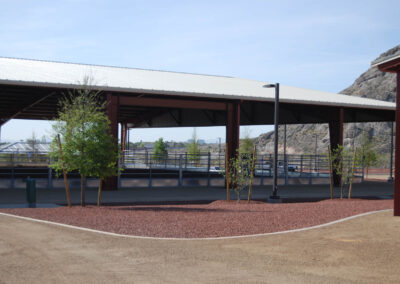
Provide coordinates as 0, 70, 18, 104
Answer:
0, 181, 394, 206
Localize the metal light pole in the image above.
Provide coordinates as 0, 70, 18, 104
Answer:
284, 124, 288, 185
263, 83, 281, 202
314, 134, 317, 171
127, 128, 130, 151
218, 137, 221, 168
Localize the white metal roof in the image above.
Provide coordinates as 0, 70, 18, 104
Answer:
0, 57, 395, 111
0, 141, 50, 153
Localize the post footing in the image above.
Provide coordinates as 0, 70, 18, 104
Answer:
268, 196, 282, 203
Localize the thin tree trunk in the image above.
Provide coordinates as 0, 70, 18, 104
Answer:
248, 145, 257, 203
97, 178, 103, 207
81, 174, 86, 207
348, 148, 357, 199
328, 146, 334, 199
57, 134, 71, 207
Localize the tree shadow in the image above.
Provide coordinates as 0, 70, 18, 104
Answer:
110, 206, 274, 213
112, 206, 230, 213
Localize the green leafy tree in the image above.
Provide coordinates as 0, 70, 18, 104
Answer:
357, 132, 377, 178
187, 128, 200, 164
152, 138, 168, 163
223, 151, 253, 203
49, 82, 119, 207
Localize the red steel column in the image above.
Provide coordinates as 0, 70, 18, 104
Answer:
104, 93, 119, 191
120, 122, 128, 165
394, 73, 400, 216
329, 108, 344, 187
121, 122, 127, 152
226, 101, 240, 162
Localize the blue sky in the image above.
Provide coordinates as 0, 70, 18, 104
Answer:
0, 0, 399, 142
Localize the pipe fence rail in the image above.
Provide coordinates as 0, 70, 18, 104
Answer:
0, 149, 366, 189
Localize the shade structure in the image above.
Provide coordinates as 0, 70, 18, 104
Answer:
0, 56, 395, 127
0, 56, 396, 190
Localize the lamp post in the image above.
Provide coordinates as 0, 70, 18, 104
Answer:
284, 124, 288, 185
314, 134, 318, 171
263, 83, 282, 202
127, 128, 130, 151
218, 137, 221, 168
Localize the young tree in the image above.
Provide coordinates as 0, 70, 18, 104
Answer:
152, 138, 168, 163
358, 132, 377, 178
187, 128, 200, 164
223, 150, 254, 203
138, 141, 145, 149
49, 83, 119, 207
330, 145, 356, 198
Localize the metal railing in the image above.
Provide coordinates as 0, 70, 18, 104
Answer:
0, 150, 365, 189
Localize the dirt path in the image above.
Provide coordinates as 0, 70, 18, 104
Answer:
1, 211, 400, 283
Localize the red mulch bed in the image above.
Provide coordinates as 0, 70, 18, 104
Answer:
0, 199, 393, 238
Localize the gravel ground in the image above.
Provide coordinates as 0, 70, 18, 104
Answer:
0, 199, 392, 238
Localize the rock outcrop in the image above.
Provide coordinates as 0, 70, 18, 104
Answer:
254, 45, 399, 165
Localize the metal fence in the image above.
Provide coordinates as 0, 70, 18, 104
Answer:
0, 149, 365, 189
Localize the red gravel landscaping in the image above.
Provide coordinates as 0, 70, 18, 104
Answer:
0, 199, 393, 238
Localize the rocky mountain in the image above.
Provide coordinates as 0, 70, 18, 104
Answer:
254, 45, 399, 165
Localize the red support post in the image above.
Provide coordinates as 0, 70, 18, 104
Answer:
104, 93, 119, 191
120, 122, 127, 165
373, 57, 400, 217
121, 122, 127, 152
226, 101, 240, 162
329, 108, 344, 187
394, 73, 400, 216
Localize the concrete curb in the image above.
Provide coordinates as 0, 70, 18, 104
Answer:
0, 209, 393, 241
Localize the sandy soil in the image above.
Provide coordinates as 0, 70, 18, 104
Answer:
0, 199, 393, 238
1, 210, 400, 283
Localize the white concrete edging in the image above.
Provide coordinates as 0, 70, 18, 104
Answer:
0, 209, 393, 241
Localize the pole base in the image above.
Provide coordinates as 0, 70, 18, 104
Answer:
268, 196, 282, 203
387, 177, 394, 183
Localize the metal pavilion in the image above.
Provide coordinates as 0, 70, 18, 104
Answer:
0, 57, 395, 191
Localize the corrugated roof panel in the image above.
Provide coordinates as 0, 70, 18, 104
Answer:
0, 142, 50, 152
0, 57, 395, 110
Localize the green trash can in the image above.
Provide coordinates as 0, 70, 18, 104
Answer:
23, 177, 36, 207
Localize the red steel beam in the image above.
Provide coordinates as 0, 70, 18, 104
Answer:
376, 57, 400, 73
119, 96, 226, 111
0, 91, 56, 126
376, 60, 399, 216
122, 110, 168, 127
104, 93, 119, 191
329, 108, 344, 187
395, 73, 400, 216
226, 101, 240, 163
121, 122, 127, 152
107, 94, 119, 139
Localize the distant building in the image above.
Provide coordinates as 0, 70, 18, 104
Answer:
187, 139, 205, 145
0, 141, 50, 153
